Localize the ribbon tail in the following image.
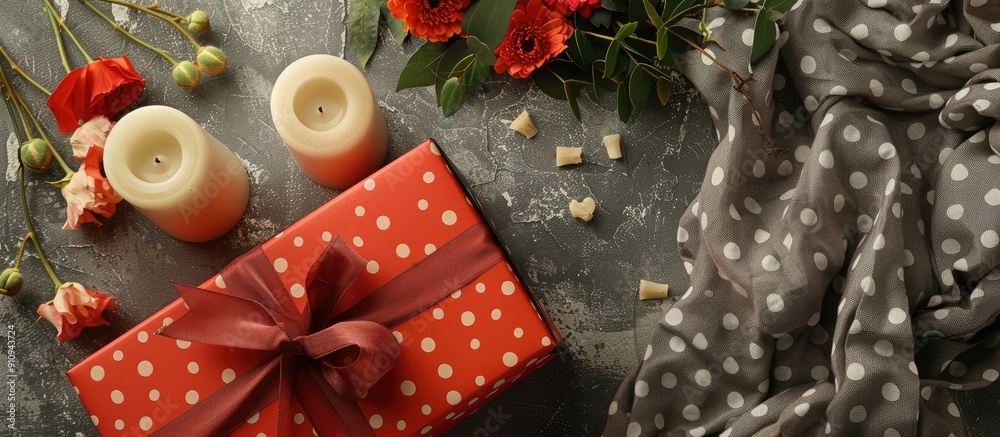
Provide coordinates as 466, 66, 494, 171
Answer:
151, 356, 281, 437
296, 364, 375, 437
277, 352, 296, 437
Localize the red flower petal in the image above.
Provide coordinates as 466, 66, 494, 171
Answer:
47, 56, 146, 134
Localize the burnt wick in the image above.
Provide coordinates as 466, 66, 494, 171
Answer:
318, 106, 324, 113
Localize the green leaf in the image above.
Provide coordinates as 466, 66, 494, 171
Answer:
567, 30, 595, 67
750, 0, 795, 62
396, 41, 448, 91
461, 0, 518, 50
462, 58, 491, 91
589, 9, 613, 27
764, 0, 797, 16
604, 22, 637, 78
628, 67, 652, 108
347, 0, 381, 67
663, 0, 696, 25
565, 81, 583, 121
642, 0, 664, 29
722, 0, 751, 8
637, 62, 669, 80
600, 0, 629, 12
380, 2, 407, 45
655, 24, 670, 60
750, 11, 779, 63
591, 60, 617, 93
616, 80, 632, 123
656, 77, 673, 105
435, 40, 472, 99
466, 35, 497, 66
440, 77, 466, 117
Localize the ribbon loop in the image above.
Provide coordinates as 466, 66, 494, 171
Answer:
154, 223, 505, 436
299, 320, 400, 399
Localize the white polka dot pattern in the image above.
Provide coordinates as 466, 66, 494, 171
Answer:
65, 142, 559, 436
602, 8, 1000, 437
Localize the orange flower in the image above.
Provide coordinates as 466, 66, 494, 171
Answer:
37, 283, 117, 341
543, 0, 601, 17
494, 0, 573, 79
387, 0, 471, 42
61, 145, 122, 230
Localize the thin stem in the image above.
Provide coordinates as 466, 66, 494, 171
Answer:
665, 0, 720, 27
43, 0, 95, 63
1, 65, 73, 173
582, 31, 613, 41
4, 96, 63, 288
148, 3, 185, 20
667, 27, 780, 152
0, 66, 36, 140
13, 234, 30, 270
45, 6, 72, 73
19, 167, 62, 288
0, 45, 51, 95
13, 92, 72, 173
581, 30, 658, 47
667, 28, 732, 74
98, 0, 202, 50
80, 0, 178, 65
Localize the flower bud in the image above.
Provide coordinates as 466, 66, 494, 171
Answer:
186, 10, 210, 37
172, 60, 200, 90
19, 138, 52, 173
196, 46, 227, 76
0, 268, 23, 297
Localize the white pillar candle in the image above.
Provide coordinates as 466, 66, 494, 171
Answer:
103, 105, 250, 242
270, 54, 389, 189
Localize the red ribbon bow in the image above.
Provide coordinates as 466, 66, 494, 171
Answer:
153, 223, 504, 436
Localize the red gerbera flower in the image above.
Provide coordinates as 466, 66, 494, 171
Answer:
47, 56, 145, 134
494, 0, 573, 79
387, 0, 472, 42
543, 0, 601, 18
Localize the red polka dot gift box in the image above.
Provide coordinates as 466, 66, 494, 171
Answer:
67, 140, 563, 436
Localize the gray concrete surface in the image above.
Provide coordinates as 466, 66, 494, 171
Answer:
0, 1, 997, 436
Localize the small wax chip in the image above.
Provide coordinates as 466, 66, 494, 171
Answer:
603, 134, 622, 159
556, 146, 583, 166
638, 280, 669, 300
509, 110, 538, 139
569, 197, 596, 222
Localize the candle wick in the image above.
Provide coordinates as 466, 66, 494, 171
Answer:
154, 157, 162, 164
318, 106, 324, 114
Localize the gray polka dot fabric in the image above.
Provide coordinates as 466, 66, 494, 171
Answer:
604, 1, 1000, 436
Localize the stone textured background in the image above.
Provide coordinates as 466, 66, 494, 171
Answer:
0, 1, 997, 436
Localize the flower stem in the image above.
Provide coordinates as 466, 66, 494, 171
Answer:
97, 0, 202, 51
4, 95, 63, 288
45, 6, 72, 73
666, 27, 780, 152
13, 234, 31, 270
0, 64, 37, 141
0, 45, 51, 95
43, 0, 95, 63
1, 63, 72, 174
12, 90, 72, 174
148, 3, 185, 20
79, 0, 179, 65
19, 167, 63, 289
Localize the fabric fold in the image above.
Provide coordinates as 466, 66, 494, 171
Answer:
606, 1, 1000, 436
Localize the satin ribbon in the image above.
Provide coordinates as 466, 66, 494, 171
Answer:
152, 223, 504, 437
